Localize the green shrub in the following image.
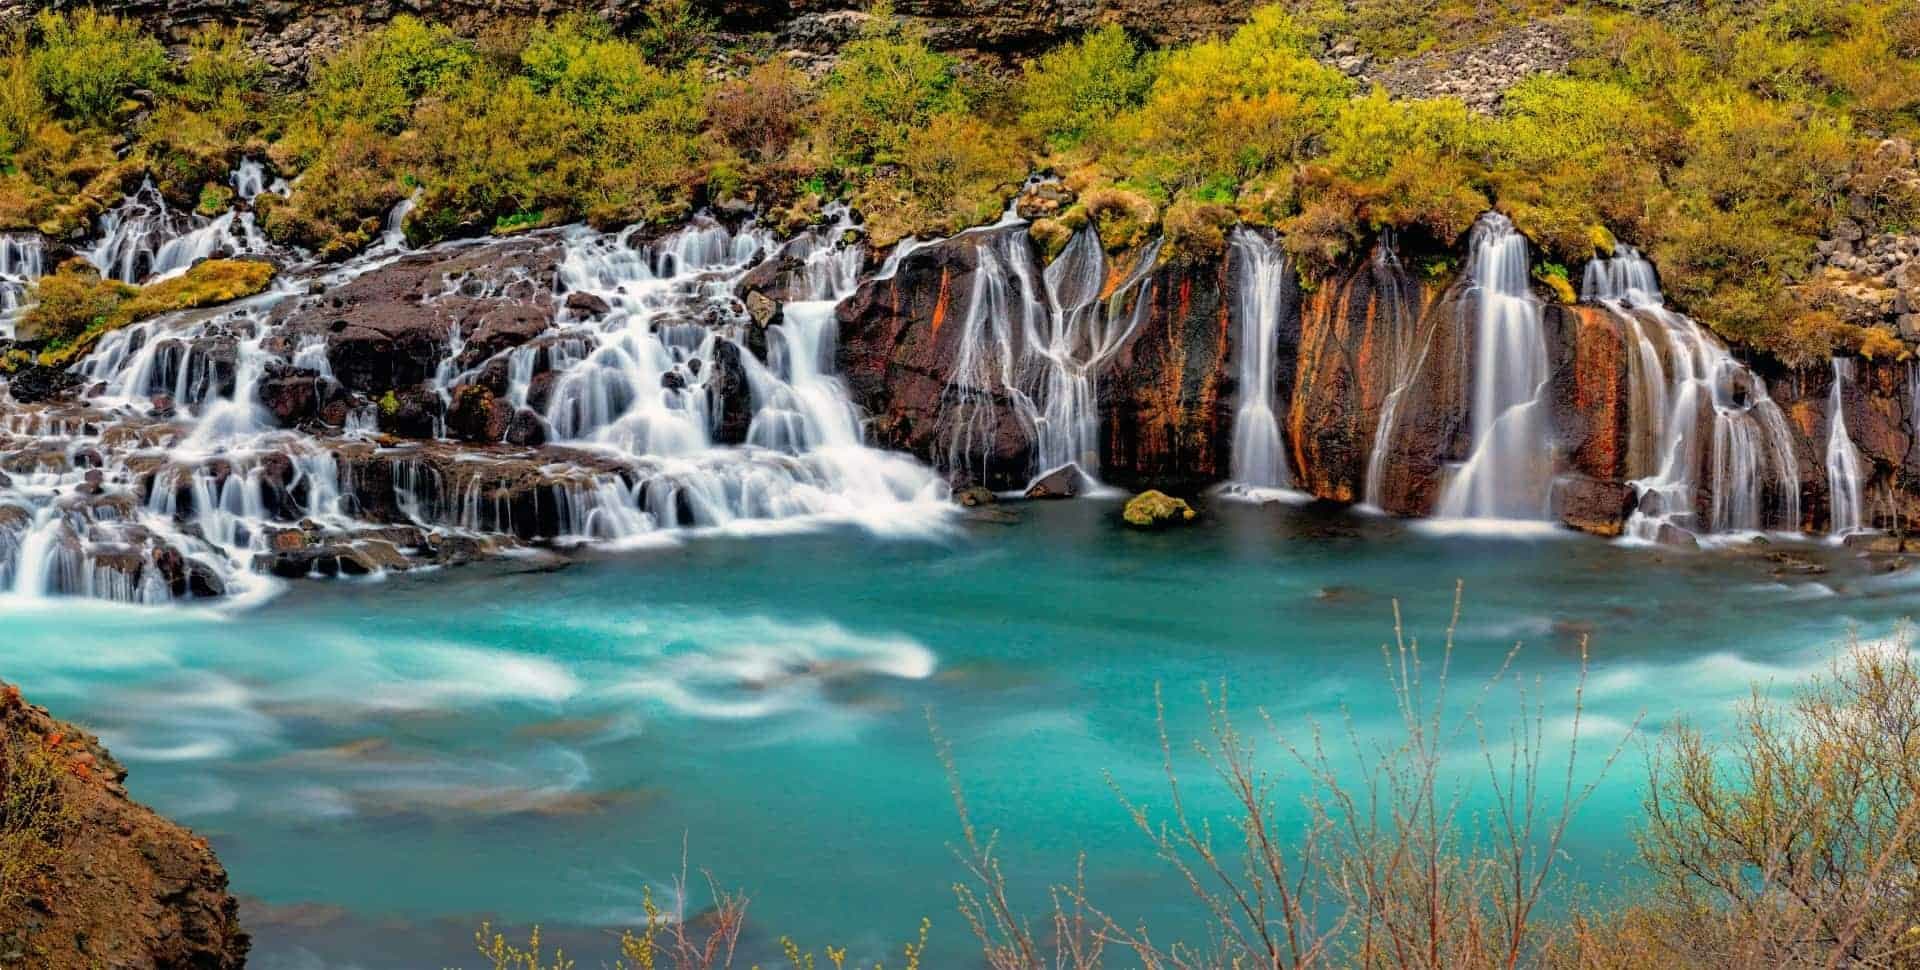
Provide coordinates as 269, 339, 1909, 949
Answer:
304, 16, 475, 139
0, 35, 43, 161
177, 25, 265, 110
29, 10, 165, 123
819, 2, 966, 168
1107, 7, 1350, 198
1015, 24, 1155, 152
636, 0, 716, 67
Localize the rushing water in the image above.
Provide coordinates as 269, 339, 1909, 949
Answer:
0, 184, 949, 605
1584, 245, 1802, 541
940, 224, 1160, 491
1226, 228, 1296, 492
1437, 213, 1553, 521
2, 499, 1906, 968
1828, 358, 1868, 538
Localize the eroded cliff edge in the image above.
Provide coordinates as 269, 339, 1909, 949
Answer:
0, 682, 249, 969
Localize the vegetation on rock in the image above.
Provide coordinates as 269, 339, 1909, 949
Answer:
1122, 489, 1197, 526
16, 258, 275, 368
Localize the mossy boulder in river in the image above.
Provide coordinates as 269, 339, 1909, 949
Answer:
1124, 490, 1197, 528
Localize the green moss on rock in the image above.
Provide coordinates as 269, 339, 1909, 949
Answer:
1123, 490, 1197, 528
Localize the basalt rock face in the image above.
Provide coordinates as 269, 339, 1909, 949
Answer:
0, 682, 249, 969
270, 235, 561, 402
837, 226, 1036, 490
1772, 359, 1920, 533
1097, 255, 1237, 493
1287, 246, 1449, 506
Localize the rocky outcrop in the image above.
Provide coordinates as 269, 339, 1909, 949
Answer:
1286, 245, 1448, 504
1343, 21, 1577, 113
1805, 139, 1920, 339
270, 235, 560, 400
837, 225, 1037, 490
0, 0, 1259, 78
832, 217, 1920, 540
0, 682, 249, 969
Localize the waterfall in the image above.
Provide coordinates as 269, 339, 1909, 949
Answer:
85, 180, 265, 283
1225, 228, 1296, 492
1436, 213, 1554, 520
0, 179, 950, 605
1586, 244, 1802, 540
0, 234, 45, 338
1827, 357, 1867, 537
939, 224, 1159, 491
1362, 241, 1442, 510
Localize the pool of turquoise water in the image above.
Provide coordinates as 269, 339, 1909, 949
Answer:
2, 498, 1908, 968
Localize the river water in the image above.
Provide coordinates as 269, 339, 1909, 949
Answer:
2, 498, 1904, 968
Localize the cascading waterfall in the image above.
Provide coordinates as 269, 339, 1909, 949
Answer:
1436, 213, 1554, 520
1225, 228, 1296, 492
1586, 244, 1802, 539
939, 224, 1160, 490
1826, 357, 1868, 537
86, 178, 274, 283
0, 172, 948, 605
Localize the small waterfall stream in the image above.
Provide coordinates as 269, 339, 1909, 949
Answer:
1585, 245, 1802, 540
940, 224, 1159, 491
1826, 357, 1867, 537
0, 233, 45, 338
1225, 228, 1296, 493
1436, 213, 1554, 520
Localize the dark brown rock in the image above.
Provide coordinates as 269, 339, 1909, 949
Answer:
0, 683, 250, 970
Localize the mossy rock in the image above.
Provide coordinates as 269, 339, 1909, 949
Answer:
1123, 490, 1197, 528
24, 258, 276, 368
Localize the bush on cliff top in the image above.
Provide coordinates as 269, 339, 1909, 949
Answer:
7, 1, 1920, 359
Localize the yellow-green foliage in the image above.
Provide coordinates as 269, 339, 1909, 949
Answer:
857, 111, 1022, 247
28, 10, 165, 123
19, 260, 134, 347
1016, 24, 1155, 152
1105, 9, 1351, 199
0, 37, 43, 161
1, 0, 1917, 361
1162, 199, 1236, 261
120, 258, 275, 319
818, 4, 967, 168
21, 258, 274, 368
0, 725, 70, 910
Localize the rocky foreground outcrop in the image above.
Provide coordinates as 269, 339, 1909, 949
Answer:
0, 683, 248, 968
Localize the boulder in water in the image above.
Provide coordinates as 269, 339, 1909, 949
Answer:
1025, 465, 1083, 499
4, 364, 83, 403
563, 291, 610, 318
1123, 489, 1197, 527
1552, 475, 1634, 538
955, 485, 996, 507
